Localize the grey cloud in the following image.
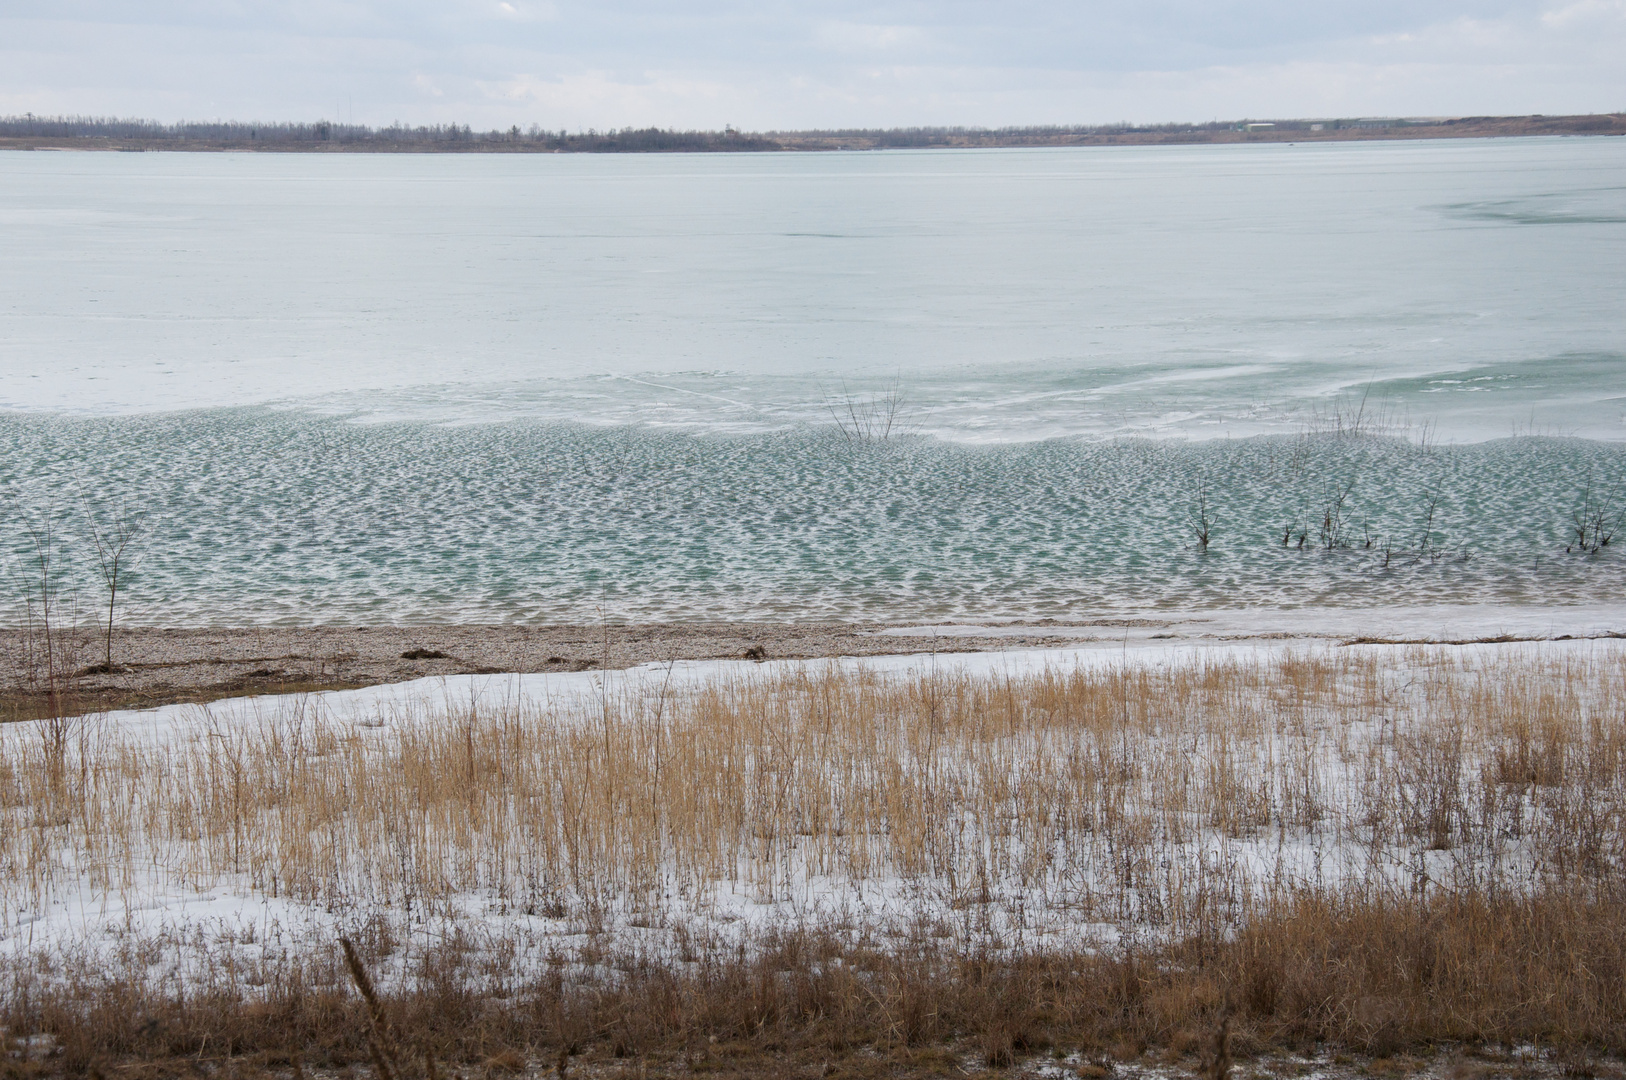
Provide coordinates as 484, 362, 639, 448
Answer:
1, 1, 1621, 127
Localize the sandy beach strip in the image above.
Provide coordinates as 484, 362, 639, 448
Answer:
0, 618, 1167, 713
4, 602, 1624, 716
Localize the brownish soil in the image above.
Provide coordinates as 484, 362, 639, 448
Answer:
0, 620, 1158, 719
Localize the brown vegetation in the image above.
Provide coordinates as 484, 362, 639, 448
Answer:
3, 646, 1626, 1072
11, 891, 1626, 1076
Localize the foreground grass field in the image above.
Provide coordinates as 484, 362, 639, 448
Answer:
3, 643, 1626, 1075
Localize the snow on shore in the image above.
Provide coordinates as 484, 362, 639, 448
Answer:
4, 628, 1625, 994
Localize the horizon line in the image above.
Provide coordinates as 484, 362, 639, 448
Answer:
3, 111, 1623, 151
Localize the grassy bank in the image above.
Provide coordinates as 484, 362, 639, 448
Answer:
4, 645, 1626, 1073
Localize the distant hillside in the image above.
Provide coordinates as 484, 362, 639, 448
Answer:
771, 113, 1626, 149
1, 113, 1622, 153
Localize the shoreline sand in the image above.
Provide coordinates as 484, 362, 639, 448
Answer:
5, 602, 1625, 716
0, 620, 1161, 715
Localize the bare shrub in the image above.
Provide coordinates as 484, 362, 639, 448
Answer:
823, 380, 911, 443
1569, 482, 1621, 555
81, 499, 144, 674
1189, 477, 1216, 551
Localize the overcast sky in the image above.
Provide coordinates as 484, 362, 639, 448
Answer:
2, 1, 1623, 131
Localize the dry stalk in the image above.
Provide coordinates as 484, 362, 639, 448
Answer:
1203, 1013, 1232, 1080
343, 935, 404, 1080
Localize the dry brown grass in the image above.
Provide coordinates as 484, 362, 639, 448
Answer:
3, 645, 1626, 1070
7, 890, 1626, 1073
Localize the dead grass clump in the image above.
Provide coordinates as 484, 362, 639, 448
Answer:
10, 889, 1626, 1068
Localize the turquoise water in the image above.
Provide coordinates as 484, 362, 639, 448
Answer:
1, 139, 1623, 624
3, 415, 1623, 625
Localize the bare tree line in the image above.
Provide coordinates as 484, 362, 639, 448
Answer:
4, 112, 1622, 152
0, 114, 781, 151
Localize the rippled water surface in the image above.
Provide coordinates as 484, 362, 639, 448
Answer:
1, 139, 1622, 624
4, 416, 1624, 625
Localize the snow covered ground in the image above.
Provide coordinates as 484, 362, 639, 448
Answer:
4, 627, 1625, 996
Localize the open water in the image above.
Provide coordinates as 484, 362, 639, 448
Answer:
1, 138, 1623, 624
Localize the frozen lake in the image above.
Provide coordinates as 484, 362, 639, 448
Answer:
1, 138, 1623, 624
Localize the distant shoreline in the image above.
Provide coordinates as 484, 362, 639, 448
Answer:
2, 112, 1623, 153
